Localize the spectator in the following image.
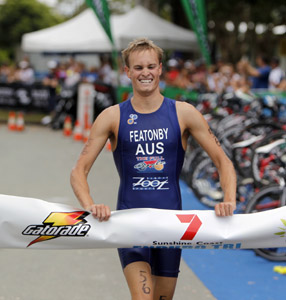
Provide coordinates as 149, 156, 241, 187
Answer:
0, 63, 10, 83
279, 79, 286, 90
64, 61, 82, 88
57, 62, 67, 85
206, 64, 220, 93
98, 56, 117, 86
191, 59, 208, 92
165, 58, 180, 86
42, 60, 59, 114
17, 59, 35, 85
269, 57, 285, 90
241, 54, 271, 89
173, 61, 195, 90
119, 65, 131, 86
82, 66, 99, 83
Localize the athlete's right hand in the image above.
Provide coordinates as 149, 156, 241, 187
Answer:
88, 204, 111, 221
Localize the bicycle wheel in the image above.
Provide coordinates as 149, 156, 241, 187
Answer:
232, 122, 282, 178
245, 184, 286, 261
251, 131, 286, 186
181, 138, 203, 179
236, 177, 257, 213
217, 125, 245, 159
188, 156, 223, 207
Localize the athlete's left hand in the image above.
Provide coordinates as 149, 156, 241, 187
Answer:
215, 202, 236, 217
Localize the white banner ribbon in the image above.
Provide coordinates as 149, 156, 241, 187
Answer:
1, 194, 286, 250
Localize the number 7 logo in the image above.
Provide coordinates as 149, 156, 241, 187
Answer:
176, 214, 202, 240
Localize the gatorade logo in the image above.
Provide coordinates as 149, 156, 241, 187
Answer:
176, 214, 202, 240
22, 211, 91, 247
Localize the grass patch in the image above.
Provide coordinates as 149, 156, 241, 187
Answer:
0, 109, 47, 124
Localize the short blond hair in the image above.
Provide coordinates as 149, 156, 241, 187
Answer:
121, 37, 163, 67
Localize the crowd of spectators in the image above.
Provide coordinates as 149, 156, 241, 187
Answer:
0, 54, 285, 95
161, 54, 286, 94
0, 57, 36, 85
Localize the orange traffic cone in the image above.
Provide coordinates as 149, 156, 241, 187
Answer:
73, 120, 83, 141
63, 115, 72, 136
82, 124, 91, 143
105, 140, 112, 151
16, 112, 25, 131
8, 111, 16, 131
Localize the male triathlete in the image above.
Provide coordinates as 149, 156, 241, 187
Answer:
70, 38, 236, 300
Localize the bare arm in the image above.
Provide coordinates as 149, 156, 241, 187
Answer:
177, 102, 237, 216
242, 61, 260, 77
70, 105, 119, 221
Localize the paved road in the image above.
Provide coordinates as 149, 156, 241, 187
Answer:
0, 124, 215, 300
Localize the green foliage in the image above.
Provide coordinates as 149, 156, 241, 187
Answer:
205, 0, 286, 62
275, 219, 286, 238
207, 0, 286, 25
0, 0, 64, 49
275, 232, 285, 236
0, 49, 10, 64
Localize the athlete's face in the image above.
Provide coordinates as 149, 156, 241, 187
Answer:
125, 49, 162, 96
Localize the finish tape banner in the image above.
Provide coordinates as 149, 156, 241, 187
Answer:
1, 194, 286, 250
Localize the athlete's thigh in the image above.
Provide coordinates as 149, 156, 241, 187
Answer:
151, 248, 182, 277
153, 276, 178, 300
124, 261, 154, 300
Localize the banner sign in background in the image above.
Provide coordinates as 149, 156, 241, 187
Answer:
85, 0, 118, 73
1, 194, 286, 250
181, 0, 211, 65
0, 83, 50, 111
85, 0, 113, 44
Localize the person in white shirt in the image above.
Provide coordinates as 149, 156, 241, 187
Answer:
18, 60, 35, 85
269, 57, 285, 90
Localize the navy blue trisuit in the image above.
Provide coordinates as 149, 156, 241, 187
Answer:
113, 97, 185, 277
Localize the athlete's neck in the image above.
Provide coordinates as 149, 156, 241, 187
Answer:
131, 92, 164, 114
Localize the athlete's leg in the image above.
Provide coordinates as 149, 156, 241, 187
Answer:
152, 276, 178, 300
150, 248, 181, 300
118, 248, 180, 300
124, 261, 154, 300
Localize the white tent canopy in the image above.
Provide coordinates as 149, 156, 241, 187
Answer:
21, 6, 199, 53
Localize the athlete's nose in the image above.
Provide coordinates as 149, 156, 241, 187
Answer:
141, 67, 150, 76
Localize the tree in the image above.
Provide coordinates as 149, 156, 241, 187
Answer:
0, 0, 64, 61
206, 0, 286, 63
133, 0, 286, 63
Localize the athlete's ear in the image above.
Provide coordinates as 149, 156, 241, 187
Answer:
124, 65, 131, 79
159, 62, 162, 76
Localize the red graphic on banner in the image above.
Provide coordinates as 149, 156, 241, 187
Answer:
176, 214, 202, 240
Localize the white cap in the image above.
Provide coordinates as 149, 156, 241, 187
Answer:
167, 59, 178, 67
19, 61, 29, 68
47, 60, 57, 69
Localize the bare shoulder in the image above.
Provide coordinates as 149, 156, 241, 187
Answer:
175, 101, 204, 127
176, 100, 196, 115
91, 104, 120, 136
94, 104, 119, 125
98, 104, 119, 119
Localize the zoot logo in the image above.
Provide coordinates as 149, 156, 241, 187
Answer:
127, 114, 138, 125
22, 211, 91, 247
132, 176, 169, 190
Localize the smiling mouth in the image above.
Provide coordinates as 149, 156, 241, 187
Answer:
139, 79, 153, 84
